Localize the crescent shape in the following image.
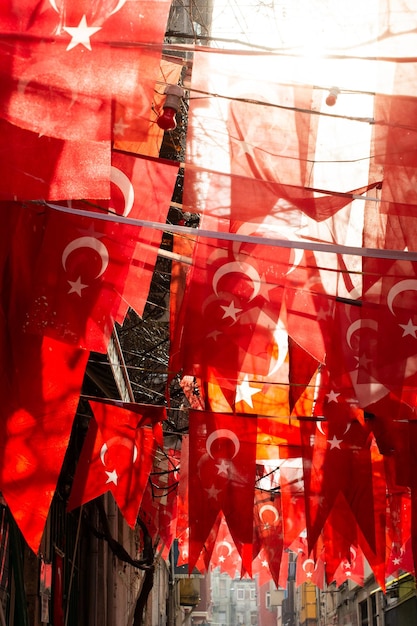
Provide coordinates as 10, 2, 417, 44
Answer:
259, 504, 280, 525
99, 437, 138, 466
110, 166, 134, 216
302, 558, 315, 572
387, 279, 417, 316
62, 237, 109, 279
343, 422, 351, 435
346, 319, 378, 350
100, 443, 108, 466
317, 420, 326, 436
212, 261, 261, 302
267, 325, 289, 378
206, 429, 240, 459
48, 0, 60, 12
216, 540, 233, 556
349, 546, 357, 562
109, 0, 128, 15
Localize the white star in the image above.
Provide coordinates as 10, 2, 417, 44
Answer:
220, 300, 242, 322
261, 559, 269, 567
64, 15, 102, 51
326, 389, 340, 403
234, 138, 257, 160
215, 459, 230, 476
354, 352, 372, 370
399, 319, 417, 338
206, 484, 222, 499
235, 374, 261, 408
206, 329, 222, 341
218, 555, 226, 563
306, 571, 313, 578
68, 276, 88, 296
392, 557, 402, 565
327, 435, 342, 450
105, 469, 118, 485
113, 117, 130, 136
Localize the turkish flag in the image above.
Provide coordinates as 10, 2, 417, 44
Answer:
25, 152, 177, 351
294, 537, 325, 589
68, 400, 164, 527
0, 202, 89, 553
332, 544, 365, 587
188, 410, 257, 572
253, 488, 284, 587
172, 213, 288, 381
0, 0, 172, 142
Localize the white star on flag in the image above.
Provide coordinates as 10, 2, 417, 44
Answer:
220, 300, 242, 322
215, 459, 230, 476
206, 484, 222, 499
326, 389, 340, 403
399, 319, 417, 338
327, 434, 342, 450
113, 117, 130, 137
105, 469, 118, 485
64, 15, 102, 51
235, 374, 261, 408
68, 276, 88, 296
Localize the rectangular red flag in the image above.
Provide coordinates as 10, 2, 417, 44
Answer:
68, 400, 165, 527
188, 410, 257, 572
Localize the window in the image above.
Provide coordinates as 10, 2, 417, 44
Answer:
237, 588, 244, 601
371, 594, 377, 626
250, 588, 256, 600
360, 600, 369, 626
265, 592, 271, 609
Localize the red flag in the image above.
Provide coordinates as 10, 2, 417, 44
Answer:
25, 152, 177, 351
68, 401, 164, 527
332, 545, 365, 588
0, 202, 89, 553
0, 0, 171, 142
188, 410, 257, 572
253, 487, 284, 587
295, 537, 325, 589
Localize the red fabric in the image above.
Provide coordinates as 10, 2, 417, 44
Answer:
0, 203, 88, 553
0, 0, 171, 142
188, 410, 257, 572
332, 545, 365, 588
171, 214, 289, 381
253, 488, 283, 587
0, 118, 110, 201
25, 152, 176, 351
295, 537, 325, 589
68, 401, 163, 527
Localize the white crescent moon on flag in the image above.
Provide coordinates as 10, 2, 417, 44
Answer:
267, 324, 289, 378
350, 546, 357, 562
109, 0, 128, 15
212, 261, 261, 302
48, 0, 60, 12
216, 540, 233, 556
206, 429, 240, 459
346, 318, 378, 350
110, 166, 134, 216
259, 504, 280, 525
317, 420, 326, 436
100, 437, 138, 466
302, 558, 316, 572
62, 237, 109, 278
387, 279, 417, 315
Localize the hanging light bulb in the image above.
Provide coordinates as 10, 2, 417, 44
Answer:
325, 86, 340, 107
157, 84, 184, 131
